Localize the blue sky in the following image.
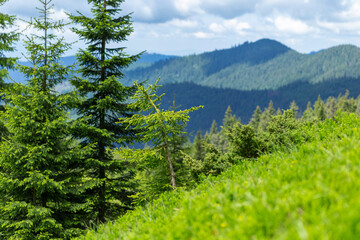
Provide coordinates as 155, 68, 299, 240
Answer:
3, 0, 360, 57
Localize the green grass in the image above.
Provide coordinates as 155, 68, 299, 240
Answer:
78, 113, 360, 239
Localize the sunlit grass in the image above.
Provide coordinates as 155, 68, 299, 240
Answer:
77, 113, 360, 240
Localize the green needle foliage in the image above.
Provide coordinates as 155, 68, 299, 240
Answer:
0, 1, 92, 239
68, 0, 141, 223
118, 80, 202, 194
0, 0, 18, 85
0, 0, 18, 140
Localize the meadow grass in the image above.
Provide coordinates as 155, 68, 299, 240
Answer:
78, 113, 360, 240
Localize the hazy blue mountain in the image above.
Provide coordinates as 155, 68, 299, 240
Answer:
123, 39, 291, 87
123, 40, 360, 91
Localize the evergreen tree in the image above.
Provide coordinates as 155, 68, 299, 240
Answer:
68, 0, 141, 223
325, 96, 337, 119
210, 119, 218, 135
314, 95, 326, 121
337, 90, 356, 113
223, 105, 238, 130
0, 1, 91, 238
249, 105, 261, 130
289, 100, 299, 119
118, 80, 201, 193
218, 106, 240, 152
302, 101, 314, 121
193, 130, 205, 161
0, 0, 18, 85
207, 120, 219, 147
259, 100, 276, 131
0, 0, 18, 139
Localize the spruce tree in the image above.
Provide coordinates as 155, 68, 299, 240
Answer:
207, 120, 219, 147
0, 0, 18, 85
193, 130, 205, 161
259, 100, 276, 131
249, 105, 262, 130
210, 119, 218, 135
337, 90, 356, 113
302, 101, 315, 121
0, 1, 91, 238
223, 105, 238, 130
289, 101, 299, 119
68, 0, 141, 223
0, 0, 18, 140
314, 95, 326, 121
325, 96, 337, 119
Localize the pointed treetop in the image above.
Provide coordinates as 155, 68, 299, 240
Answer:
210, 120, 218, 135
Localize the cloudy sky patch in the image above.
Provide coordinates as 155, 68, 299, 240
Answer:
2, 0, 360, 57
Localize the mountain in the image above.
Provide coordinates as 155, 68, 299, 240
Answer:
124, 39, 291, 87
124, 39, 360, 91
7, 39, 360, 134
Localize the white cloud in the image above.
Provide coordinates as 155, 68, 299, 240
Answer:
194, 31, 214, 39
338, 1, 360, 20
209, 18, 250, 35
209, 23, 226, 33
174, 0, 202, 15
52, 9, 68, 21
317, 19, 360, 33
3, 0, 360, 58
168, 19, 199, 28
274, 16, 312, 34
224, 19, 251, 34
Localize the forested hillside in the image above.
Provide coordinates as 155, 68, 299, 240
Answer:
124, 40, 360, 90
159, 76, 360, 133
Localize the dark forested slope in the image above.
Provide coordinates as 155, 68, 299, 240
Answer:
125, 40, 360, 91
124, 39, 291, 86
159, 76, 360, 133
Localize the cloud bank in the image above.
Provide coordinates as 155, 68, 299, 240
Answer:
2, 0, 360, 56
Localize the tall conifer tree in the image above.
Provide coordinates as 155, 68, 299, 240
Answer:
69, 0, 141, 223
249, 106, 262, 130
0, 0, 91, 238
0, 0, 18, 85
0, 0, 18, 139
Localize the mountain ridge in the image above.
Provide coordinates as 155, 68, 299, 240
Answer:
124, 40, 360, 91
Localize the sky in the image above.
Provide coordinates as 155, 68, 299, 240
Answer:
2, 0, 360, 57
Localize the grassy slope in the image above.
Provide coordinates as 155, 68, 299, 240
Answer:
79, 113, 360, 239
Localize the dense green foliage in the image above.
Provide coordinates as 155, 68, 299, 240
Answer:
0, 0, 18, 138
0, 1, 92, 239
118, 80, 202, 202
78, 112, 360, 240
158, 77, 360, 132
0, 0, 17, 85
68, 0, 141, 223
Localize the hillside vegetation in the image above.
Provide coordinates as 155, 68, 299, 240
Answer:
159, 77, 360, 132
78, 113, 360, 239
124, 40, 360, 91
